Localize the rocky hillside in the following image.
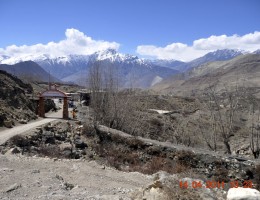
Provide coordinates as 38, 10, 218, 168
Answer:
179, 49, 247, 71
0, 70, 37, 127
0, 61, 59, 82
152, 54, 260, 96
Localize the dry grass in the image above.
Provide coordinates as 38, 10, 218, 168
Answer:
212, 160, 229, 182
82, 122, 95, 137
92, 138, 192, 176
37, 145, 63, 158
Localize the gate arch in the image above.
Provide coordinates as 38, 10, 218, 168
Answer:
38, 85, 68, 119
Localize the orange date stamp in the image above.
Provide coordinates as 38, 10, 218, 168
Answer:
179, 180, 253, 189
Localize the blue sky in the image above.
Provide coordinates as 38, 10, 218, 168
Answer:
0, 0, 259, 61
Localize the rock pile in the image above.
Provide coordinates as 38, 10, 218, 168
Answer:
2, 121, 88, 159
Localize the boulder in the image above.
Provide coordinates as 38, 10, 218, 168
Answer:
3, 120, 12, 128
131, 172, 226, 200
42, 131, 53, 137
5, 147, 20, 155
227, 187, 260, 200
54, 132, 67, 141
62, 150, 72, 158
19, 119, 28, 124
74, 139, 87, 149
42, 131, 55, 144
71, 150, 81, 159
131, 182, 167, 200
0, 112, 7, 126
59, 143, 72, 151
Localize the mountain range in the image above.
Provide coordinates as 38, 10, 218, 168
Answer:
0, 48, 259, 88
0, 61, 59, 82
152, 53, 260, 96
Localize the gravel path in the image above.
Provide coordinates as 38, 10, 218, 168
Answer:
0, 110, 63, 145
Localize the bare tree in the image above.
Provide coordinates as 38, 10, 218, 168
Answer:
87, 61, 105, 123
197, 112, 217, 151
87, 61, 145, 136
249, 102, 260, 158
202, 84, 244, 154
167, 119, 192, 146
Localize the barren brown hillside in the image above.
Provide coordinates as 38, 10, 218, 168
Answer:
152, 54, 260, 96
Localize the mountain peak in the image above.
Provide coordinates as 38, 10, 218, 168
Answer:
207, 49, 248, 57
90, 48, 141, 63
96, 48, 118, 56
195, 48, 248, 62
253, 49, 260, 54
104, 48, 117, 54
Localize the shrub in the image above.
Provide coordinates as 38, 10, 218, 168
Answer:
144, 157, 164, 174
127, 137, 146, 149
0, 112, 7, 126
173, 161, 190, 174
175, 150, 196, 167
213, 167, 229, 182
9, 135, 28, 148
150, 118, 164, 127
140, 157, 188, 175
37, 146, 62, 158
82, 122, 95, 137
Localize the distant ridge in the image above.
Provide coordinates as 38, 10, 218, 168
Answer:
152, 54, 260, 96
0, 61, 60, 82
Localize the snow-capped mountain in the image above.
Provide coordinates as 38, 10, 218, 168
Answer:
0, 54, 52, 65
253, 49, 260, 54
0, 53, 90, 76
180, 49, 249, 71
200, 49, 248, 60
67, 49, 180, 88
34, 54, 90, 79
0, 48, 252, 88
0, 49, 178, 88
87, 49, 151, 67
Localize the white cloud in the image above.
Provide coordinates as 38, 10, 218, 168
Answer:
136, 31, 260, 61
0, 28, 120, 58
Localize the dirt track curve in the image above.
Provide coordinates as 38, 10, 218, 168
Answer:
0, 110, 63, 145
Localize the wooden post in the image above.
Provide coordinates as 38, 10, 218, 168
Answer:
38, 96, 45, 117
63, 97, 68, 119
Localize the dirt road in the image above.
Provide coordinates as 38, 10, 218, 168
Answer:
0, 110, 63, 145
0, 154, 151, 199
0, 108, 151, 199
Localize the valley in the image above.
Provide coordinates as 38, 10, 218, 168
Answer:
1, 0, 259, 199
0, 48, 260, 200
